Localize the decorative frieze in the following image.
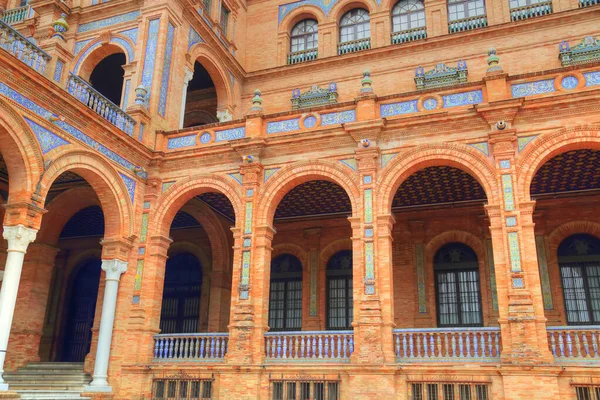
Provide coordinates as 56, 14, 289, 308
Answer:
511, 79, 555, 97
340, 159, 357, 171
167, 134, 196, 149
77, 11, 141, 33
507, 232, 522, 272
501, 174, 515, 211
469, 142, 489, 156
320, 110, 355, 125
24, 117, 70, 154
118, 172, 136, 203
140, 18, 160, 104
517, 136, 537, 151
414, 61, 468, 90
267, 118, 300, 134
291, 83, 338, 110
559, 36, 600, 67
188, 27, 204, 50
158, 22, 175, 117
535, 235, 554, 309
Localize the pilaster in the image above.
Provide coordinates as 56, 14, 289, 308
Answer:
424, 0, 448, 38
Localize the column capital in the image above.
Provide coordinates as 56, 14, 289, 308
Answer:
2, 225, 38, 253
101, 259, 128, 281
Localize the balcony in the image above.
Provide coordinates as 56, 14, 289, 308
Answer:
579, 0, 598, 6
67, 73, 135, 136
287, 48, 318, 65
393, 328, 502, 362
0, 20, 50, 74
510, 1, 553, 21
338, 38, 371, 55
265, 331, 354, 362
548, 326, 600, 363
391, 27, 427, 45
448, 15, 488, 33
1, 5, 33, 25
153, 333, 229, 362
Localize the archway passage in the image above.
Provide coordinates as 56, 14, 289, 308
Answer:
390, 166, 492, 328
183, 61, 218, 128
89, 53, 126, 106
61, 259, 101, 362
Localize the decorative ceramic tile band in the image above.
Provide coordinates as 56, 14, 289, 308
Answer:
244, 202, 253, 234
511, 79, 555, 97
320, 110, 356, 126
158, 22, 175, 117
143, 201, 151, 209
188, 27, 204, 50
239, 250, 251, 299
266, 118, 301, 134
134, 259, 144, 290
243, 238, 251, 247
24, 117, 70, 154
264, 168, 279, 182
138, 247, 146, 255
110, 36, 135, 61
535, 235, 554, 309
363, 175, 372, 184
365, 242, 375, 295
501, 174, 515, 211
310, 249, 318, 316
469, 142, 489, 156
278, 0, 381, 25
53, 60, 64, 83
485, 239, 498, 311
140, 213, 149, 242
517, 136, 537, 151
415, 243, 426, 313
442, 90, 483, 108
229, 173, 243, 185
381, 153, 397, 168
215, 126, 245, 141
380, 100, 418, 118
118, 172, 136, 203
141, 18, 160, 102
78, 10, 141, 33
74, 39, 93, 57
122, 79, 131, 109
507, 232, 522, 272
584, 71, 600, 86
340, 159, 357, 171
167, 134, 197, 149
512, 278, 524, 288
365, 228, 373, 237
161, 181, 175, 192
364, 189, 373, 224
119, 27, 139, 44
506, 217, 517, 227
499, 160, 511, 169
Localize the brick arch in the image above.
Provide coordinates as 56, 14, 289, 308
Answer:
38, 150, 134, 239
153, 174, 243, 238
37, 186, 101, 245
187, 45, 234, 113
516, 126, 600, 202
425, 230, 486, 262
320, 238, 353, 267
272, 243, 309, 269
74, 41, 129, 81
377, 144, 498, 215
546, 220, 600, 255
255, 160, 361, 226
279, 6, 327, 33
329, 0, 376, 23
168, 241, 212, 275
0, 98, 44, 204
380, 0, 418, 13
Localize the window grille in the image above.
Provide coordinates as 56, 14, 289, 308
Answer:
339, 9, 370, 43
270, 378, 340, 400
269, 254, 303, 331
574, 385, 600, 400
151, 373, 213, 400
326, 250, 353, 330
410, 382, 490, 400
392, 0, 426, 32
447, 0, 486, 21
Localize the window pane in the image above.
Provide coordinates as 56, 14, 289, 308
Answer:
586, 265, 600, 322
437, 272, 459, 326
561, 265, 591, 324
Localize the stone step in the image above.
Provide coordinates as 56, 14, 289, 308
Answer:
9, 384, 88, 391
17, 390, 90, 400
20, 363, 84, 370
4, 372, 90, 379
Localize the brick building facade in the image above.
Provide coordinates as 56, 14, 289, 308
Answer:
0, 0, 599, 398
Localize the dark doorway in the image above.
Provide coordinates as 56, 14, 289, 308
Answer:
160, 253, 203, 334
183, 61, 218, 128
61, 259, 101, 362
89, 53, 126, 106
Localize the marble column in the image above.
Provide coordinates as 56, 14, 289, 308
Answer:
84, 259, 127, 392
0, 225, 37, 391
179, 68, 194, 129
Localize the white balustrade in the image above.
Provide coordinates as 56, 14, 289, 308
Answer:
265, 331, 354, 362
547, 326, 600, 363
153, 333, 228, 361
393, 328, 501, 362
0, 20, 50, 74
1, 5, 33, 25
67, 73, 136, 136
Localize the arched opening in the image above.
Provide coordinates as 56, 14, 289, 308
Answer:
183, 61, 218, 128
289, 19, 318, 63
326, 250, 353, 330
392, 0, 426, 40
268, 254, 303, 331
160, 252, 203, 334
89, 53, 126, 106
338, 8, 370, 53
390, 166, 492, 328
434, 243, 482, 327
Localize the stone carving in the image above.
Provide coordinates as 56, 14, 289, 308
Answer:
559, 36, 600, 67
101, 259, 128, 281
414, 61, 468, 90
360, 70, 373, 95
217, 109, 233, 122
486, 48, 502, 73
250, 89, 263, 112
2, 225, 37, 253
52, 13, 69, 41
291, 83, 338, 110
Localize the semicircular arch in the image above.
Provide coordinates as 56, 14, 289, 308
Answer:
187, 44, 234, 111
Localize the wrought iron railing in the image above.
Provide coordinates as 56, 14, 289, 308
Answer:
448, 15, 488, 33
265, 331, 354, 361
153, 333, 228, 361
67, 73, 135, 136
391, 27, 427, 44
393, 327, 502, 362
547, 326, 600, 362
338, 38, 370, 55
510, 1, 552, 21
287, 48, 318, 65
0, 20, 50, 74
1, 5, 33, 25
579, 0, 599, 6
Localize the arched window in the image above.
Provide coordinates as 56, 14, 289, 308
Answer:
447, 0, 486, 22
434, 243, 483, 327
160, 253, 202, 334
392, 0, 426, 32
327, 250, 353, 330
291, 19, 318, 53
339, 8, 370, 44
558, 234, 600, 325
269, 254, 303, 331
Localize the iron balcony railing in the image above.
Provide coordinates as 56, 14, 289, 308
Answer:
67, 73, 135, 136
510, 1, 552, 21
448, 15, 488, 33
153, 333, 229, 361
393, 327, 502, 362
579, 0, 599, 6
265, 331, 354, 362
391, 27, 427, 44
547, 326, 600, 362
1, 5, 33, 25
287, 48, 318, 65
338, 38, 371, 55
0, 19, 50, 74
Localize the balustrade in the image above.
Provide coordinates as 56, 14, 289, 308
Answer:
338, 38, 371, 55
0, 20, 50, 74
265, 331, 354, 362
448, 15, 488, 33
548, 326, 600, 362
153, 333, 229, 361
67, 73, 135, 136
287, 48, 318, 65
391, 27, 427, 44
1, 5, 33, 25
579, 0, 598, 6
510, 1, 552, 21
393, 328, 501, 362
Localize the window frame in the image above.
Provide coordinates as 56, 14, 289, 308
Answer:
290, 19, 319, 53
447, 0, 486, 22
434, 268, 484, 328
220, 4, 230, 36
392, 0, 426, 33
268, 254, 303, 332
339, 8, 371, 44
326, 250, 354, 330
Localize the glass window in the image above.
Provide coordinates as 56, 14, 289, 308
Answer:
290, 19, 318, 53
203, 0, 211, 14
509, 0, 546, 8
326, 250, 353, 330
268, 254, 303, 331
434, 243, 483, 327
339, 8, 370, 44
447, 0, 486, 21
392, 0, 426, 32
220, 5, 230, 35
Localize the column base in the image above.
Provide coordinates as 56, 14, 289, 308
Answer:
83, 385, 112, 393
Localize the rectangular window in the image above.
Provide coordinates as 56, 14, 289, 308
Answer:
152, 377, 213, 399
327, 276, 353, 329
270, 380, 339, 400
561, 263, 600, 324
436, 269, 482, 327
410, 382, 489, 400
220, 5, 230, 35
203, 0, 212, 13
269, 279, 302, 331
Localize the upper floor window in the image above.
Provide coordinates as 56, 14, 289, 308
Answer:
291, 19, 318, 53
326, 250, 353, 330
268, 254, 303, 331
509, 0, 547, 7
203, 0, 212, 14
447, 0, 486, 21
220, 5, 230, 34
392, 0, 426, 32
339, 8, 370, 43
